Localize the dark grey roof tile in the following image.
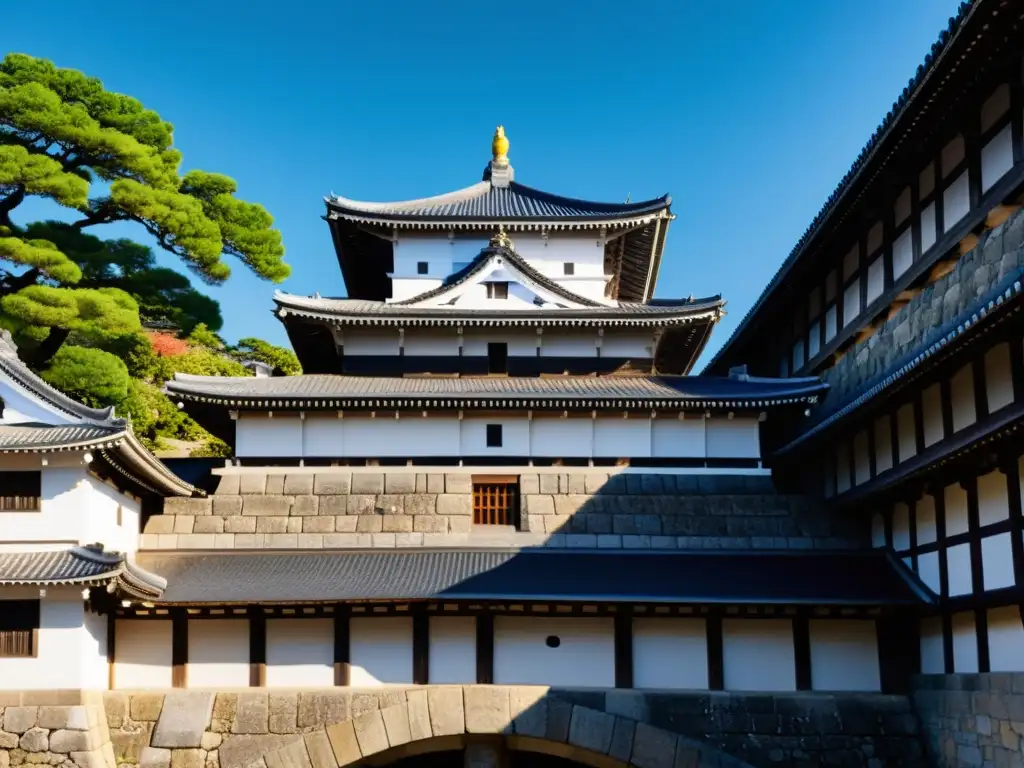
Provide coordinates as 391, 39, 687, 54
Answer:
0, 423, 126, 452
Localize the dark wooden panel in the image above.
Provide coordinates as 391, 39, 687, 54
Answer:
249, 616, 266, 687
707, 614, 724, 691
334, 612, 350, 686
171, 615, 188, 689
476, 615, 494, 685
614, 613, 633, 689
413, 610, 429, 685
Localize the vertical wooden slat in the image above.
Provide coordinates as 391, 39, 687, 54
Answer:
413, 611, 430, 685
334, 612, 350, 686
171, 615, 188, 689
614, 613, 633, 689
476, 615, 494, 684
249, 616, 266, 687
107, 614, 116, 690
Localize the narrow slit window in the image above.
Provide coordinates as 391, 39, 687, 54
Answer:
0, 472, 41, 511
563, 263, 575, 275
0, 600, 39, 658
416, 261, 428, 275
487, 342, 508, 374
472, 476, 519, 527
486, 282, 509, 300
486, 424, 503, 447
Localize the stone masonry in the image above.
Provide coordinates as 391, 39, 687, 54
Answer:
90, 687, 924, 768
0, 692, 112, 768
140, 471, 866, 551
912, 673, 1024, 768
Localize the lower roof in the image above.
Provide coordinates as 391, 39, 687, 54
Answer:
0, 546, 167, 600
135, 548, 932, 606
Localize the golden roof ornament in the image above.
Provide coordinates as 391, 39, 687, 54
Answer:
491, 125, 510, 167
489, 226, 513, 250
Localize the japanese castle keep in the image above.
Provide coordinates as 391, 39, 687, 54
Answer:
2, 3, 1024, 766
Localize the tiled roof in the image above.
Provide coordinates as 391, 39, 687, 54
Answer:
166, 371, 827, 409
136, 549, 932, 605
0, 546, 166, 598
0, 423, 126, 452
327, 181, 670, 226
706, 0, 983, 371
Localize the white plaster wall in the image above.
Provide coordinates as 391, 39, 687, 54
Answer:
896, 404, 916, 463
921, 203, 938, 253
843, 281, 860, 328
514, 235, 606, 279
982, 532, 1015, 591
350, 617, 412, 686
949, 365, 976, 433
342, 330, 400, 356
236, 417, 303, 458
403, 332, 460, 357
705, 419, 759, 459
981, 84, 1011, 132
952, 611, 979, 673
81, 609, 109, 691
946, 543, 973, 597
922, 384, 944, 447
632, 618, 707, 690
943, 172, 971, 231
866, 257, 884, 305
835, 443, 851, 495
390, 279, 443, 303
945, 483, 969, 536
652, 419, 706, 459
982, 125, 1014, 192
462, 332, 537, 358
916, 495, 937, 546
871, 514, 885, 548
601, 333, 655, 359
493, 617, 615, 688
539, 333, 597, 359
351, 418, 458, 458
266, 619, 333, 687
853, 431, 871, 485
987, 606, 1024, 672
452, 280, 542, 310
874, 417, 893, 474
428, 616, 476, 684
825, 307, 837, 343
978, 470, 1009, 527
919, 616, 945, 674
461, 418, 530, 457
722, 619, 795, 692
985, 343, 1015, 413
188, 619, 250, 688
593, 419, 651, 459
115, 619, 172, 689
0, 468, 138, 552
530, 418, 593, 458
893, 229, 913, 280
917, 551, 941, 594
892, 503, 910, 552
809, 620, 880, 692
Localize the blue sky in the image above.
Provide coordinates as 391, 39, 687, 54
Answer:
2, 0, 964, 369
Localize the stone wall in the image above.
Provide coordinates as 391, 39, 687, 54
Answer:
141, 471, 865, 551
823, 207, 1024, 407
912, 673, 1024, 767
94, 687, 924, 768
0, 693, 112, 768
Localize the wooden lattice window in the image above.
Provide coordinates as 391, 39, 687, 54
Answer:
472, 476, 519, 527
0, 600, 39, 658
0, 471, 41, 511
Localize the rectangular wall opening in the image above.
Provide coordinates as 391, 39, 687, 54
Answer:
487, 342, 508, 373
472, 475, 519, 527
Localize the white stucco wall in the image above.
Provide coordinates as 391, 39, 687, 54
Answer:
428, 616, 476, 684
987, 606, 1024, 672
188, 619, 250, 688
722, 619, 795, 692
949, 364, 976, 433
350, 617, 413, 686
632, 618, 708, 690
952, 611, 979, 673
808, 620, 880, 692
266, 618, 333, 687
493, 617, 614, 687
919, 616, 945, 674
114, 619, 172, 689
985, 343, 1015, 413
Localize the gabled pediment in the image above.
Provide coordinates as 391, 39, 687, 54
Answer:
394, 242, 613, 310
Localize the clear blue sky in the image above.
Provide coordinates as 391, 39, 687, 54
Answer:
2, 0, 964, 369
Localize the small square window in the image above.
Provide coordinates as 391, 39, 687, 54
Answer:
0, 472, 41, 511
486, 424, 503, 447
487, 282, 509, 300
0, 600, 39, 658
472, 477, 519, 527
563, 263, 575, 276
416, 261, 428, 275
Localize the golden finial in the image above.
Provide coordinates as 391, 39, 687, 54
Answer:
492, 125, 509, 167
489, 226, 513, 250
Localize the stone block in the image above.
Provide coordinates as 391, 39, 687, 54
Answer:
464, 686, 511, 734
140, 533, 161, 549
568, 706, 614, 755
406, 690, 431, 741
346, 496, 376, 516
510, 688, 547, 738
554, 495, 589, 516
315, 496, 345, 517
141, 747, 172, 768
297, 534, 324, 548
213, 497, 244, 517
266, 739, 311, 768
424, 474, 444, 494
49, 728, 89, 753
179, 533, 217, 549
448, 516, 472, 534
290, 495, 319, 516
609, 718, 635, 762
171, 749, 207, 768
539, 474, 560, 494
4, 708, 37, 734
445, 474, 472, 494
151, 692, 215, 748
526, 495, 554, 516
404, 494, 436, 516
103, 694, 128, 729
19, 728, 47, 752
287, 517, 303, 533
352, 711, 388, 757
296, 692, 349, 730
302, 516, 335, 533
333, 515, 358, 532
545, 698, 572, 743
566, 534, 597, 548
265, 475, 285, 495
355, 515, 382, 533
0, 732, 15, 752
313, 473, 351, 495
145, 516, 175, 534
243, 496, 292, 516
234, 534, 265, 548
282, 474, 314, 495
166, 497, 213, 516
323, 533, 359, 548
382, 515, 412, 533
518, 473, 539, 494
350, 474, 384, 495
631, 722, 677, 768
372, 533, 397, 547
379, 704, 411, 747
200, 733, 222, 751
232, 692, 268, 734
239, 474, 267, 495
437, 495, 471, 516
173, 515, 195, 533
269, 693, 298, 734
35, 707, 68, 730
325, 721, 360, 766
213, 475, 240, 496
382, 474, 415, 494
597, 534, 623, 548
426, 688, 464, 737
194, 516, 225, 534
131, 694, 165, 722
375, 495, 404, 515
545, 515, 571, 533
266, 534, 298, 548
302, 731, 335, 768
584, 473, 610, 493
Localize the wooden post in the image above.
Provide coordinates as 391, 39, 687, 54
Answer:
334, 612, 350, 686
793, 615, 812, 691
707, 614, 724, 691
249, 616, 266, 687
106, 613, 116, 690
476, 615, 494, 685
413, 610, 430, 685
614, 613, 633, 689
171, 615, 188, 689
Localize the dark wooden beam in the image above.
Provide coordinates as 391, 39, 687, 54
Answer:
614, 613, 633, 689
476, 615, 494, 685
334, 612, 350, 686
707, 614, 724, 691
793, 615, 812, 691
413, 610, 430, 685
171, 615, 188, 689
249, 616, 266, 687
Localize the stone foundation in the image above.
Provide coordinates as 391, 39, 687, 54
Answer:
912, 673, 1024, 767
142, 471, 864, 551
0, 693, 112, 768
88, 687, 925, 768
